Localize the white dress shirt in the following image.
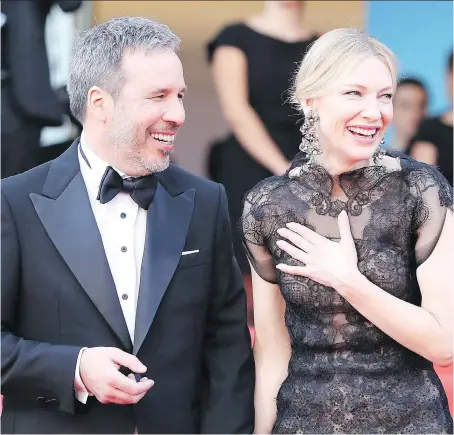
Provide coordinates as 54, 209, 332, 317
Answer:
74, 134, 147, 403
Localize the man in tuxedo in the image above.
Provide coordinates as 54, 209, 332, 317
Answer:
1, 16, 254, 434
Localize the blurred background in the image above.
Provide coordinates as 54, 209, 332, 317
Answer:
3, 0, 452, 177
1, 0, 452, 413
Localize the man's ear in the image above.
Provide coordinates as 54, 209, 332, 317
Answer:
87, 86, 111, 123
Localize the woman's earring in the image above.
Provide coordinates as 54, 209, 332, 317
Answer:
373, 138, 386, 163
299, 109, 321, 164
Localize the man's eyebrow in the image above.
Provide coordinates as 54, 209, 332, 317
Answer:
150, 87, 187, 94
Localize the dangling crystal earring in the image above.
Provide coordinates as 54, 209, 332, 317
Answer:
299, 109, 321, 165
373, 138, 386, 163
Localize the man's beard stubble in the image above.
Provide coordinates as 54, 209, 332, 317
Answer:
136, 152, 170, 174
108, 118, 171, 175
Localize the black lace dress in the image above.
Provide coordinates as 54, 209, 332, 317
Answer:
240, 151, 453, 434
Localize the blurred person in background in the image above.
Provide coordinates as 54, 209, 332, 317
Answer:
39, 3, 85, 165
409, 51, 453, 185
207, 0, 317, 324
1, 0, 82, 179
390, 77, 428, 152
242, 28, 453, 434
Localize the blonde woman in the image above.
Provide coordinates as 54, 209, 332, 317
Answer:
241, 28, 453, 434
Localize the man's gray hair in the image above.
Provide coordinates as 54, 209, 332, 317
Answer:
67, 16, 181, 123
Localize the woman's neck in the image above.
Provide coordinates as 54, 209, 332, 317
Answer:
392, 130, 411, 152
442, 109, 453, 126
314, 150, 372, 177
249, 3, 309, 42
263, 3, 302, 29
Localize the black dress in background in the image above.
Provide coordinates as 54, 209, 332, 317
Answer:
207, 23, 317, 272
409, 116, 453, 185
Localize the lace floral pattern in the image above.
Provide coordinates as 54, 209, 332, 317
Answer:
240, 151, 453, 434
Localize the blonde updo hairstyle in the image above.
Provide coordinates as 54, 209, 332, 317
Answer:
291, 28, 398, 111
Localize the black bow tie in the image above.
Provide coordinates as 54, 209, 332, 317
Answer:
97, 166, 158, 210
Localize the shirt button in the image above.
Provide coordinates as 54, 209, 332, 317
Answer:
121, 246, 127, 253
120, 212, 127, 219
122, 294, 128, 300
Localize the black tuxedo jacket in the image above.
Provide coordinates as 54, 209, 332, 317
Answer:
1, 140, 255, 434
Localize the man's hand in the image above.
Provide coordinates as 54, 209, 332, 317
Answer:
79, 347, 154, 405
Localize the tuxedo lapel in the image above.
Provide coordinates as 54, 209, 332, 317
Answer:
133, 179, 195, 355
30, 141, 132, 351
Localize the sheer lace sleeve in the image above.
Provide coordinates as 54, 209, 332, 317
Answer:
407, 161, 453, 266
239, 178, 281, 283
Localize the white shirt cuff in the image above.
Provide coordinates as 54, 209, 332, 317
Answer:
74, 347, 92, 404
